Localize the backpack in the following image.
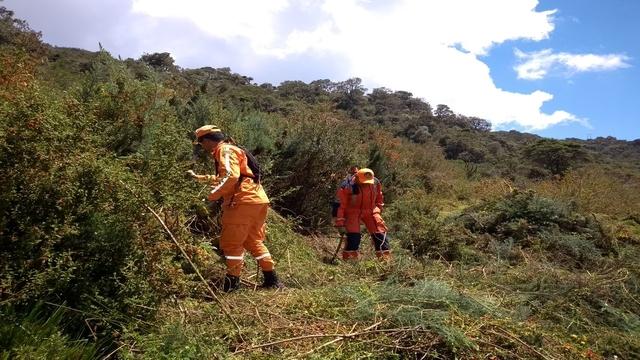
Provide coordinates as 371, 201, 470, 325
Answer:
213, 144, 262, 184
241, 146, 262, 184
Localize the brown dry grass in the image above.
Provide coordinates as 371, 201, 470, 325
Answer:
533, 166, 640, 217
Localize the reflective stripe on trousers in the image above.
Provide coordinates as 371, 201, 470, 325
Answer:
220, 203, 274, 276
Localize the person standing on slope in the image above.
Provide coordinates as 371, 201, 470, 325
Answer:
334, 168, 391, 260
188, 125, 282, 292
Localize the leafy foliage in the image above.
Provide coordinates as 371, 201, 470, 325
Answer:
459, 190, 617, 268
268, 111, 367, 228
524, 139, 590, 176
386, 189, 446, 258
0, 304, 98, 359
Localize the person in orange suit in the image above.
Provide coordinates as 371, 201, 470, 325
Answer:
334, 168, 391, 260
188, 125, 282, 292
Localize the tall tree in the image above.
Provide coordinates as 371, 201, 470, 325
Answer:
333, 77, 367, 117
525, 139, 589, 175
434, 104, 454, 119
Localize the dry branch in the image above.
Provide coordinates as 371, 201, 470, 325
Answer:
144, 204, 244, 340
235, 323, 427, 354
118, 180, 244, 340
299, 321, 382, 357
489, 328, 555, 360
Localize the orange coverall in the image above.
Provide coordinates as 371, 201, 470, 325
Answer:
336, 178, 391, 260
208, 142, 273, 276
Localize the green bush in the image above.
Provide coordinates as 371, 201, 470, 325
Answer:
342, 279, 489, 354
267, 111, 367, 228
539, 232, 601, 268
460, 190, 616, 267
0, 304, 98, 359
0, 44, 192, 342
120, 321, 228, 360
385, 189, 464, 259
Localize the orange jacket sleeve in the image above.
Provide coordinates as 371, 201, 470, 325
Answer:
208, 144, 241, 201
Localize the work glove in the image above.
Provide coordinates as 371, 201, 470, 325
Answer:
188, 170, 218, 184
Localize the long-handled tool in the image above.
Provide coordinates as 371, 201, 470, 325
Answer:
323, 233, 345, 265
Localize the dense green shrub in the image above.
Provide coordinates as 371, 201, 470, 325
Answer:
267, 111, 367, 229
539, 232, 602, 268
462, 190, 572, 235
459, 190, 616, 267
386, 189, 456, 259
342, 279, 489, 354
0, 304, 98, 359
0, 41, 195, 343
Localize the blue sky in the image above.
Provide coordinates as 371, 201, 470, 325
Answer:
485, 0, 639, 140
5, 0, 639, 140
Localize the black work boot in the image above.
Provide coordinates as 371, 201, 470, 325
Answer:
222, 274, 240, 293
261, 270, 284, 289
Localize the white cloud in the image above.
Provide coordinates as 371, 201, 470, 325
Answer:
131, 0, 290, 54
515, 48, 631, 80
130, 0, 600, 131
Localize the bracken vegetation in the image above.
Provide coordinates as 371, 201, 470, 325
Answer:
1, 6, 639, 359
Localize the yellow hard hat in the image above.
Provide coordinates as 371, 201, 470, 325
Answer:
194, 125, 223, 144
195, 125, 221, 138
356, 168, 375, 184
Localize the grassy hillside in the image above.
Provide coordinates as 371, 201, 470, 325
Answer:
2, 7, 639, 359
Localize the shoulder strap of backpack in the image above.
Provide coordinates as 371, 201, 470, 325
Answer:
242, 148, 261, 184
